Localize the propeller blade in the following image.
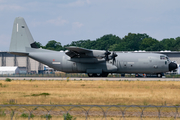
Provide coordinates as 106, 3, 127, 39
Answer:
111, 51, 118, 64
104, 49, 111, 61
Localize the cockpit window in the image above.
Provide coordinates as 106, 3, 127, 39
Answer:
160, 56, 171, 61
160, 56, 166, 60
166, 57, 170, 62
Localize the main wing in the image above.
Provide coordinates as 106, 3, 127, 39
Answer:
65, 46, 108, 63
65, 46, 94, 58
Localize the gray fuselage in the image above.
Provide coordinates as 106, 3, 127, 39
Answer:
28, 48, 169, 74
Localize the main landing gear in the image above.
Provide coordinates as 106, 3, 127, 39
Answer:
87, 72, 109, 77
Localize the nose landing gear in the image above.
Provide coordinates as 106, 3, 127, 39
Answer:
157, 73, 165, 78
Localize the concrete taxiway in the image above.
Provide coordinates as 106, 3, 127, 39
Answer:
0, 77, 180, 81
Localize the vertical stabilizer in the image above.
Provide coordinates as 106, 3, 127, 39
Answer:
9, 17, 35, 52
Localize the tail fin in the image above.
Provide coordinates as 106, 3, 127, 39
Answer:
9, 17, 37, 52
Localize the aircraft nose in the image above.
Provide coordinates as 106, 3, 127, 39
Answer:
169, 62, 178, 71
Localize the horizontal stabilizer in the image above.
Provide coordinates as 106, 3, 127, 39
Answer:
8, 52, 29, 56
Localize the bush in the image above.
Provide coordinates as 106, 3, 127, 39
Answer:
41, 114, 52, 120
20, 113, 28, 118
63, 113, 76, 120
20, 113, 34, 118
5, 78, 11, 82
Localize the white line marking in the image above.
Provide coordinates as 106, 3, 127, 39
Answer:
17, 23, 18, 32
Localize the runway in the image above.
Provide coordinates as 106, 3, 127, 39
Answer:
0, 77, 180, 81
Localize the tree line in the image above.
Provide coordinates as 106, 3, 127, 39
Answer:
35, 33, 180, 51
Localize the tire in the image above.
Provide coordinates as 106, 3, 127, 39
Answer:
157, 73, 162, 78
93, 73, 98, 77
88, 73, 107, 77
93, 73, 102, 77
101, 72, 109, 77
88, 73, 94, 77
96, 73, 102, 77
121, 73, 125, 77
135, 73, 139, 77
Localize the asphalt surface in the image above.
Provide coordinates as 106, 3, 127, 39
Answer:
0, 77, 180, 81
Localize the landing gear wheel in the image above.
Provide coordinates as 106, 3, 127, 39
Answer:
96, 73, 102, 77
92, 73, 99, 77
101, 72, 109, 77
88, 73, 94, 77
121, 73, 125, 77
88, 73, 102, 77
135, 73, 139, 77
157, 73, 162, 78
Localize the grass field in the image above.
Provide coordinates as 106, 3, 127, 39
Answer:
1, 79, 180, 119
0, 78, 180, 106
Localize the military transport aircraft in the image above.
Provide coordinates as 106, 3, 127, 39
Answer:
9, 17, 178, 77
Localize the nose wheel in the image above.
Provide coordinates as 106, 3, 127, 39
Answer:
157, 73, 164, 78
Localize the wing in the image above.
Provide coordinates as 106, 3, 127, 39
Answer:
65, 46, 94, 58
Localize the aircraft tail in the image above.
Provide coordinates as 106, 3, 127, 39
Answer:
9, 17, 38, 53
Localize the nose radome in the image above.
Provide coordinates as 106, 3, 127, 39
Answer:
169, 62, 178, 71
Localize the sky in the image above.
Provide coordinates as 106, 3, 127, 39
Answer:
0, 0, 180, 51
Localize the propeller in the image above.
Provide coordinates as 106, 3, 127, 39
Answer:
104, 49, 111, 61
111, 51, 118, 64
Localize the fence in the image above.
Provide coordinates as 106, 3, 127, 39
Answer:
1, 104, 180, 120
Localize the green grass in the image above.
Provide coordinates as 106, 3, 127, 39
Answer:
31, 93, 50, 97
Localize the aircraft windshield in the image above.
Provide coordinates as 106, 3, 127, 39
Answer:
160, 56, 170, 62
160, 56, 166, 60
